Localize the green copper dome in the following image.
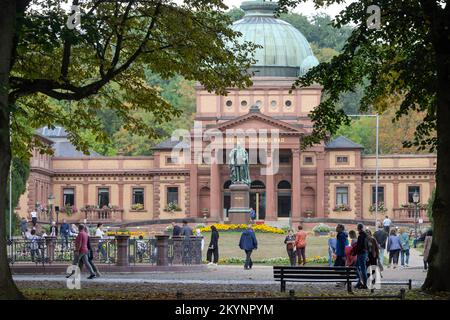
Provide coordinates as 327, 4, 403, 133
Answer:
232, 0, 319, 77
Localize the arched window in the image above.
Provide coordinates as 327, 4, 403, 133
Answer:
277, 180, 291, 189
251, 180, 265, 189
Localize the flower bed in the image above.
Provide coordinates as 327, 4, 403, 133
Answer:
106, 231, 146, 239
200, 224, 285, 234
214, 256, 328, 265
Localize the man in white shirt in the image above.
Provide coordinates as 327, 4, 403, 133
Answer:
95, 223, 107, 261
30, 210, 38, 226
383, 215, 392, 233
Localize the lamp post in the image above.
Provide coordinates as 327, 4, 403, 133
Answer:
347, 114, 380, 229
412, 191, 420, 237
55, 206, 60, 226
47, 194, 55, 223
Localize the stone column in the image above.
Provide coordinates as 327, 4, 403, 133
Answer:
189, 164, 198, 218
292, 149, 301, 223
316, 152, 325, 218
190, 236, 203, 264
156, 235, 170, 266
45, 236, 57, 263
172, 236, 183, 265
210, 160, 221, 222
265, 156, 276, 221
115, 235, 130, 266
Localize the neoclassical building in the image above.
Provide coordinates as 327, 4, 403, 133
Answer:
17, 1, 435, 227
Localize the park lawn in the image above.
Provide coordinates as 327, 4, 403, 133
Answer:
20, 288, 449, 300
201, 232, 329, 262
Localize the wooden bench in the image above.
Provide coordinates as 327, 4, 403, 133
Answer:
273, 266, 358, 293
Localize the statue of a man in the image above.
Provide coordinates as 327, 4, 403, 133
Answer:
229, 144, 251, 185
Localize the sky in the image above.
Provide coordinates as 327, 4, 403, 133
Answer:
223, 0, 351, 18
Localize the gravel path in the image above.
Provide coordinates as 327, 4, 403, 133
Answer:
13, 264, 426, 297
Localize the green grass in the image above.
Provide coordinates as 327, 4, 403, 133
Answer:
201, 232, 329, 262
21, 288, 449, 300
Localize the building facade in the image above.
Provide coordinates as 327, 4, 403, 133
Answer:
17, 1, 435, 227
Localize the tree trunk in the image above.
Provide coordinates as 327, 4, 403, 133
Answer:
422, 18, 450, 292
0, 0, 24, 300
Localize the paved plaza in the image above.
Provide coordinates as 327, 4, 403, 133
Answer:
13, 248, 428, 298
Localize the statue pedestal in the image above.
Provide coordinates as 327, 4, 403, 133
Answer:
228, 183, 251, 224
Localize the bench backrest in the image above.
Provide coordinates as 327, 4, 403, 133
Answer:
273, 266, 358, 281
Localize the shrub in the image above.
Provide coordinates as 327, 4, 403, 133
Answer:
312, 223, 331, 233
195, 223, 206, 229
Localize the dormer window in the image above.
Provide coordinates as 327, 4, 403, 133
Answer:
166, 156, 178, 165
336, 156, 348, 164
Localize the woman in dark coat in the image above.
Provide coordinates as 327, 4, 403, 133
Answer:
207, 225, 219, 265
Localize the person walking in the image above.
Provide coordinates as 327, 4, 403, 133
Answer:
49, 221, 58, 237
136, 235, 147, 263
327, 231, 337, 267
400, 228, 411, 267
353, 224, 369, 289
423, 229, 433, 272
30, 209, 38, 227
20, 218, 28, 239
206, 225, 219, 265
60, 219, 70, 251
295, 225, 307, 265
27, 229, 41, 263
383, 215, 392, 234
95, 223, 107, 261
387, 229, 402, 269
374, 224, 388, 266
66, 224, 96, 279
366, 230, 380, 267
196, 229, 204, 251
366, 229, 381, 287
181, 220, 193, 265
78, 234, 102, 278
334, 224, 348, 267
284, 229, 296, 266
239, 225, 258, 270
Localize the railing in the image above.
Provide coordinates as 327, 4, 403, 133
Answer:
392, 207, 429, 222
80, 208, 124, 222
7, 235, 202, 266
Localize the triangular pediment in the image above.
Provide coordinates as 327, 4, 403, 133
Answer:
212, 112, 306, 135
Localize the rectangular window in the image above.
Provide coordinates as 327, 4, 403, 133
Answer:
408, 186, 421, 203
98, 188, 109, 208
167, 187, 179, 205
371, 186, 385, 205
336, 156, 349, 164
279, 155, 290, 164
166, 156, 178, 164
336, 187, 349, 205
63, 188, 74, 206
132, 188, 144, 205
303, 156, 313, 164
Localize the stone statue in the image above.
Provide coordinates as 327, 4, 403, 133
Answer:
229, 144, 251, 185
